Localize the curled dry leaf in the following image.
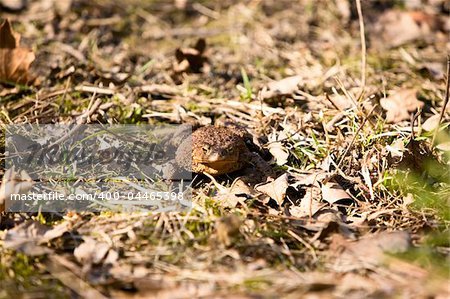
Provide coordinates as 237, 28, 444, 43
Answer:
321, 181, 351, 204
0, 19, 36, 85
380, 89, 424, 123
255, 173, 289, 206
267, 141, 289, 165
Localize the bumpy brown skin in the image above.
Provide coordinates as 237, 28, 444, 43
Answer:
175, 126, 250, 176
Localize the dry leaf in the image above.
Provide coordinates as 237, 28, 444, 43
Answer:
291, 171, 329, 187
54, 0, 72, 15
267, 131, 289, 166
214, 178, 256, 208
418, 62, 445, 80
422, 114, 441, 131
40, 221, 71, 243
436, 141, 450, 151
0, 167, 34, 212
380, 89, 424, 123
375, 10, 438, 48
74, 238, 111, 266
0, 19, 36, 85
288, 192, 326, 218
3, 221, 53, 256
174, 38, 209, 73
330, 231, 411, 272
267, 142, 289, 166
0, 0, 26, 11
386, 139, 405, 158
321, 181, 351, 204
260, 75, 303, 100
255, 173, 289, 205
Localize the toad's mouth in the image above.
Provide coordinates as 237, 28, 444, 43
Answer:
193, 152, 239, 165
193, 159, 239, 167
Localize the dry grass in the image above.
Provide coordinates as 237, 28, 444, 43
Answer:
0, 0, 449, 297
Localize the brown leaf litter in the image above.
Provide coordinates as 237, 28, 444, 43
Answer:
374, 9, 445, 48
0, 167, 34, 213
0, 19, 36, 85
174, 38, 209, 73
380, 89, 424, 123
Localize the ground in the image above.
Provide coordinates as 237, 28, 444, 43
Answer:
0, 0, 449, 298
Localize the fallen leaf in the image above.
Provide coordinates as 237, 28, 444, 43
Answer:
54, 0, 72, 15
3, 221, 53, 256
0, 0, 26, 11
418, 62, 445, 80
0, 19, 36, 85
380, 89, 423, 123
321, 181, 351, 204
0, 167, 34, 212
386, 139, 405, 159
255, 173, 289, 205
260, 75, 303, 100
436, 141, 450, 151
375, 10, 438, 48
303, 209, 355, 241
174, 38, 209, 73
40, 221, 71, 243
267, 142, 289, 166
267, 131, 289, 166
74, 238, 111, 266
214, 178, 257, 208
422, 114, 441, 131
290, 171, 329, 187
330, 231, 411, 272
288, 192, 326, 218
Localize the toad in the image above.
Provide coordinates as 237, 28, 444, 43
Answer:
174, 125, 273, 177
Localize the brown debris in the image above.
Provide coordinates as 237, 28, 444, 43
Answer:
174, 38, 209, 73
0, 19, 36, 85
380, 89, 424, 123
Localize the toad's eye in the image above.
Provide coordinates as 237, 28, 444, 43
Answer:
202, 145, 210, 153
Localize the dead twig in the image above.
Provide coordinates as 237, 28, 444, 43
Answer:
355, 0, 366, 89
432, 56, 450, 145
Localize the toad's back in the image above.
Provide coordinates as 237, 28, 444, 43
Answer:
175, 126, 249, 175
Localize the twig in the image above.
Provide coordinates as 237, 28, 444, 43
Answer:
355, 0, 366, 89
432, 56, 450, 145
